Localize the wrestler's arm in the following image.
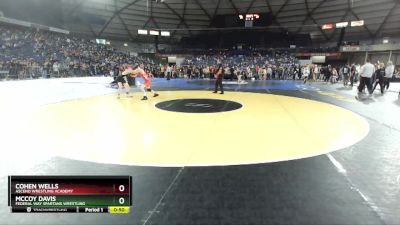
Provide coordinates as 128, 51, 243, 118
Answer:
122, 68, 139, 77
121, 69, 131, 76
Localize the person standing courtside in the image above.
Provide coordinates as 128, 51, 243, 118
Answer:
229, 66, 235, 81
313, 64, 319, 81
302, 65, 310, 84
357, 59, 375, 98
324, 65, 331, 83
372, 63, 385, 94
341, 64, 351, 86
384, 61, 394, 90
350, 63, 356, 87
213, 64, 224, 94
166, 64, 172, 80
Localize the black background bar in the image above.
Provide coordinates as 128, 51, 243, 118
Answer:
129, 176, 132, 206
12, 207, 78, 213
11, 207, 109, 213
8, 176, 11, 206
9, 175, 130, 181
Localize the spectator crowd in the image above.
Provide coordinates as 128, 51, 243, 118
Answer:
1, 23, 398, 87
0, 24, 156, 79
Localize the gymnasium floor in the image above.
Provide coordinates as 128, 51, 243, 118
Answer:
0, 77, 399, 225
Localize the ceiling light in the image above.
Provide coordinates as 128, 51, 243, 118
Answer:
149, 30, 159, 36
138, 29, 148, 35
351, 20, 364, 27
161, 31, 170, 36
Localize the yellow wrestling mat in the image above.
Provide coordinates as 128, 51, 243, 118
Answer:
3, 91, 369, 167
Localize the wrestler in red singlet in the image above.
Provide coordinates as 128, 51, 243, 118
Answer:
137, 68, 152, 89
136, 64, 159, 100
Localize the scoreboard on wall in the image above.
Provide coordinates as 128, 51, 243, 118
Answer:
211, 13, 273, 28
8, 176, 132, 214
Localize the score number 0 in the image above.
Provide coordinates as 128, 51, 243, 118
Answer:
118, 184, 126, 205
109, 183, 130, 213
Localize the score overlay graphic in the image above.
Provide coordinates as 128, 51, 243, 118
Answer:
8, 176, 132, 213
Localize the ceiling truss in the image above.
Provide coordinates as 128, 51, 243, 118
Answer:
61, 0, 400, 43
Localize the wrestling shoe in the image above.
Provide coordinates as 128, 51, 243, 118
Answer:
141, 96, 148, 100
153, 93, 159, 97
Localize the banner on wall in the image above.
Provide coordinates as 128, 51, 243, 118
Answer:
311, 56, 326, 63
296, 52, 341, 57
341, 46, 361, 52
299, 59, 312, 66
168, 56, 177, 63
130, 52, 138, 57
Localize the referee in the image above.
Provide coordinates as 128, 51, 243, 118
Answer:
213, 64, 224, 94
357, 59, 375, 97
